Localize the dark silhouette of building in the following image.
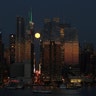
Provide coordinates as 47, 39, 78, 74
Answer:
80, 42, 94, 74
0, 32, 5, 81
41, 41, 62, 80
0, 32, 4, 65
9, 34, 15, 64
24, 10, 35, 77
15, 16, 25, 63
91, 53, 96, 75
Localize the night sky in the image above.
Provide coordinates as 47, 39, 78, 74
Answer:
0, 0, 96, 47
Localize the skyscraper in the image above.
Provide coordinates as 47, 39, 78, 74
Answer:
43, 18, 60, 41
59, 24, 79, 66
41, 19, 79, 79
41, 41, 62, 80
24, 10, 35, 78
0, 32, 3, 64
25, 10, 34, 62
43, 18, 51, 40
15, 16, 25, 63
0, 32, 4, 81
16, 16, 25, 42
9, 34, 15, 64
64, 41, 79, 65
64, 27, 79, 66
0, 32, 2, 64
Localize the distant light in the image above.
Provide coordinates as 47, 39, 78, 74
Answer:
35, 33, 40, 38
11, 45, 14, 48
35, 70, 41, 75
70, 79, 82, 83
11, 35, 14, 37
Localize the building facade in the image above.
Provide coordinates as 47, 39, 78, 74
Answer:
64, 41, 79, 65
41, 41, 62, 80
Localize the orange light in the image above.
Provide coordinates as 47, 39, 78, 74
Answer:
35, 70, 41, 75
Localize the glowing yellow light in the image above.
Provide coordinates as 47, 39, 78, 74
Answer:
70, 79, 82, 83
35, 33, 40, 38
77, 79, 82, 83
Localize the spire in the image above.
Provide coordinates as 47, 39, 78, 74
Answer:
30, 8, 32, 22
29, 8, 32, 22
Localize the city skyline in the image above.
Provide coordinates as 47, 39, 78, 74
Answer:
0, 0, 96, 47
0, 1, 96, 91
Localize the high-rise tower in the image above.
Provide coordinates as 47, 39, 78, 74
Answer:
0, 32, 4, 81
0, 32, 4, 64
24, 10, 35, 78
15, 16, 25, 63
9, 34, 15, 64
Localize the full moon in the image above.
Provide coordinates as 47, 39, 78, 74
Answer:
35, 33, 40, 38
